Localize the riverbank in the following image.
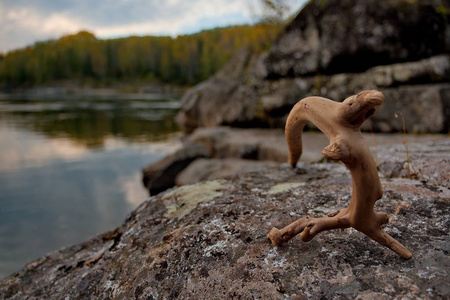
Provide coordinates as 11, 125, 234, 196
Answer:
0, 94, 182, 279
143, 126, 450, 195
0, 81, 188, 99
1, 136, 449, 298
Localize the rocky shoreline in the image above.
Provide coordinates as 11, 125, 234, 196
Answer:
142, 126, 449, 196
1, 137, 449, 298
176, 0, 450, 134
1, 0, 449, 298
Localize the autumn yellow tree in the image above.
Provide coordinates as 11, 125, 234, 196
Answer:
0, 23, 281, 87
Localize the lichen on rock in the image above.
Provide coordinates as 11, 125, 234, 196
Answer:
163, 179, 230, 219
1, 160, 448, 299
266, 182, 306, 195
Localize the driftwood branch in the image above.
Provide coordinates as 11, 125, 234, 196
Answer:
267, 90, 412, 259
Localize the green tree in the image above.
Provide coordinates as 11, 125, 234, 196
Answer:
0, 23, 281, 87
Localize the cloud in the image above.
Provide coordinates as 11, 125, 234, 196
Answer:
6, 8, 81, 35
75, 0, 256, 38
0, 0, 251, 52
120, 172, 149, 208
0, 126, 89, 172
0, 0, 307, 53
0, 5, 84, 52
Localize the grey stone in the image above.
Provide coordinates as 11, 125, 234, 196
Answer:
374, 84, 450, 133
175, 0, 450, 134
278, 58, 450, 133
143, 127, 294, 195
142, 127, 333, 195
142, 143, 210, 195
376, 138, 450, 188
175, 48, 264, 133
177, 53, 450, 133
175, 158, 278, 186
2, 155, 449, 299
265, 0, 449, 77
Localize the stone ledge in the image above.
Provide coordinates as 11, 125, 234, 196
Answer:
2, 161, 449, 299
143, 127, 449, 196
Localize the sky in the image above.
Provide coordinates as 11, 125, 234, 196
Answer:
0, 0, 308, 54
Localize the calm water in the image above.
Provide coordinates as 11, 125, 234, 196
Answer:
0, 92, 181, 279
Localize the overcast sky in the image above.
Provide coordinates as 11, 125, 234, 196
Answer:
0, 0, 307, 54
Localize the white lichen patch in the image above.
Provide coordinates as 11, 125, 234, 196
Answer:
203, 240, 228, 257
266, 182, 306, 195
104, 280, 121, 298
308, 205, 332, 215
163, 180, 230, 219
200, 217, 243, 257
264, 248, 287, 268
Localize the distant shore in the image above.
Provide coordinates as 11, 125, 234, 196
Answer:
0, 81, 188, 98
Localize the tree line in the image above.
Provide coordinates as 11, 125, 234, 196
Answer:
0, 23, 281, 87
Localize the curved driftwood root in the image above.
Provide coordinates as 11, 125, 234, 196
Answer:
365, 229, 412, 259
267, 209, 412, 259
269, 90, 412, 259
268, 209, 350, 245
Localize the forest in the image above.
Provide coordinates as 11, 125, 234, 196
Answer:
0, 23, 281, 88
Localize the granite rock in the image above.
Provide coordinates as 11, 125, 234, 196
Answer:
143, 127, 450, 196
376, 138, 450, 188
178, 52, 450, 133
142, 127, 330, 195
1, 161, 449, 299
176, 158, 278, 186
266, 0, 449, 77
175, 48, 266, 133
176, 0, 450, 133
142, 144, 209, 195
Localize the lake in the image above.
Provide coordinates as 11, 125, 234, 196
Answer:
0, 92, 181, 279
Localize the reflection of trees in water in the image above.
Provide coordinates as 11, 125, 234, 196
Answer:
1, 100, 180, 147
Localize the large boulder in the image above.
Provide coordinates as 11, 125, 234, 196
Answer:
266, 0, 450, 77
260, 55, 450, 132
175, 48, 266, 133
143, 127, 449, 196
175, 158, 278, 186
2, 157, 449, 299
142, 144, 210, 195
142, 127, 330, 195
377, 138, 450, 187
176, 0, 450, 133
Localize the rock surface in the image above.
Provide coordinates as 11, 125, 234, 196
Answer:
142, 127, 331, 195
176, 0, 450, 133
265, 0, 450, 77
176, 158, 278, 186
185, 127, 291, 162
174, 47, 267, 133
142, 144, 209, 195
143, 126, 449, 195
377, 138, 450, 188
1, 157, 449, 299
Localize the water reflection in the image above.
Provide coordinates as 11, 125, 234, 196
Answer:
0, 93, 180, 147
0, 95, 180, 279
0, 128, 88, 171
